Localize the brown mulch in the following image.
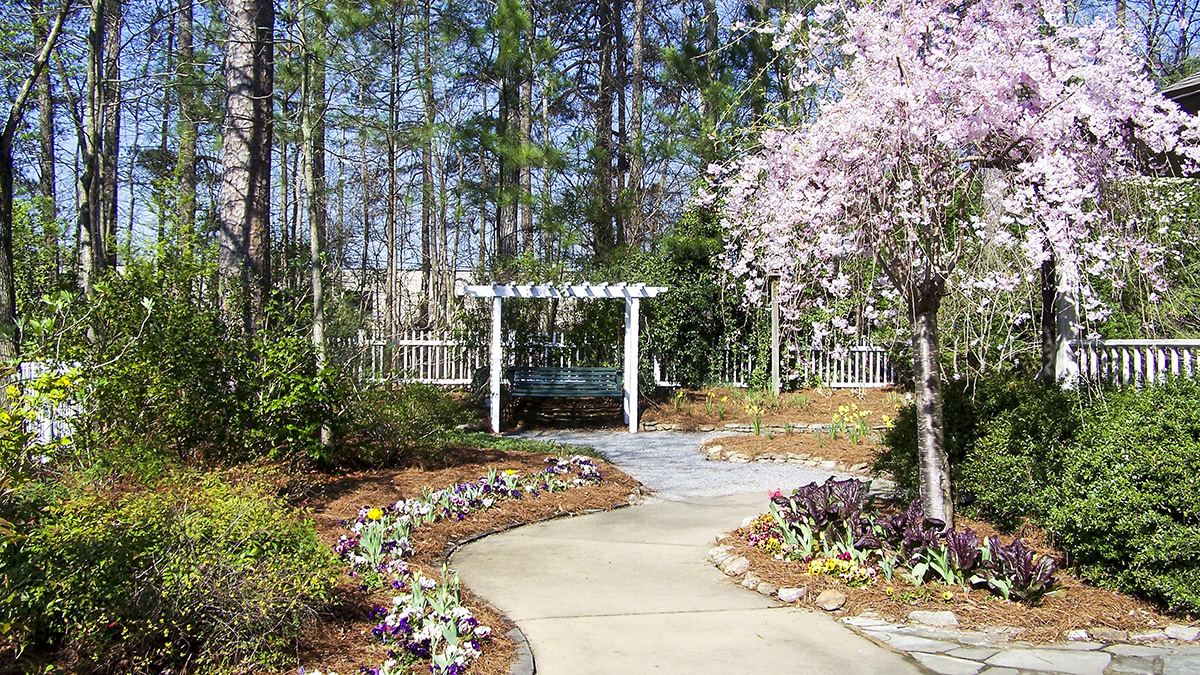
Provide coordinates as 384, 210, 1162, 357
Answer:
722, 515, 1177, 643
644, 386, 904, 429
291, 449, 644, 675
702, 434, 882, 469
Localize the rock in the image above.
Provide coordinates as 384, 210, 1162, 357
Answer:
815, 589, 847, 611
820, 460, 838, 470
741, 573, 761, 589
756, 581, 779, 597
1166, 625, 1200, 642
1164, 654, 1200, 675
777, 587, 806, 603
1107, 656, 1159, 675
851, 462, 870, 472
986, 648, 1112, 675
909, 610, 960, 629
1066, 629, 1091, 641
698, 425, 715, 432
721, 556, 750, 577
707, 545, 733, 564
909, 653, 983, 675
1129, 631, 1168, 642
1090, 627, 1130, 643
705, 445, 724, 461
728, 453, 751, 463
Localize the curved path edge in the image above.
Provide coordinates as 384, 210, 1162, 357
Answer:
452, 492, 927, 675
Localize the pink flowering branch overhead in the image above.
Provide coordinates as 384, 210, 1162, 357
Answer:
719, 0, 1200, 523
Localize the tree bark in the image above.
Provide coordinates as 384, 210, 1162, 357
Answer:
79, 0, 104, 296
421, 0, 436, 318
386, 22, 398, 333
627, 0, 644, 242
100, 0, 121, 269
519, 2, 534, 253
301, 9, 330, 447
592, 0, 614, 260
175, 0, 197, 262
1, 0, 69, 362
911, 292, 953, 526
218, 0, 274, 334
31, 0, 58, 285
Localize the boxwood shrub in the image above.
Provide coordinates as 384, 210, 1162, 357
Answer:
1048, 380, 1200, 615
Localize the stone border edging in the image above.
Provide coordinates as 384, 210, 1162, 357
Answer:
439, 500, 642, 675
708, 544, 1200, 675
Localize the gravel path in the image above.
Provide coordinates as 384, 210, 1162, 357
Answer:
513, 428, 860, 500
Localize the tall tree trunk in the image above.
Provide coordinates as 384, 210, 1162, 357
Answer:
911, 291, 953, 526
79, 0, 105, 296
301, 10, 330, 447
1, 0, 69, 362
700, 0, 718, 163
218, 0, 274, 334
614, 0, 627, 247
592, 0, 614, 260
99, 0, 121, 269
627, 0, 644, 243
158, 8, 173, 243
421, 0, 436, 319
519, 3, 534, 253
31, 0, 58, 286
175, 0, 197, 262
386, 24, 398, 333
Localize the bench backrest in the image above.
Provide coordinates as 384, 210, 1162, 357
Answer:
507, 366, 623, 397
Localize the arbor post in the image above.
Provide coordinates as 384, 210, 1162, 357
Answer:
490, 296, 503, 433
624, 295, 640, 433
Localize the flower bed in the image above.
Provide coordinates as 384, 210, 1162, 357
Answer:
720, 477, 1178, 640
307, 456, 605, 675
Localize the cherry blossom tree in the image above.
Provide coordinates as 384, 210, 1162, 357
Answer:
720, 0, 1200, 524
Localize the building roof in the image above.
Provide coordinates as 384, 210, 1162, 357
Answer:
1162, 72, 1200, 115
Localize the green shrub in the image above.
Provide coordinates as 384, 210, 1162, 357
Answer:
874, 372, 1080, 529
1048, 380, 1200, 615
958, 379, 1081, 530
337, 382, 469, 466
4, 469, 338, 672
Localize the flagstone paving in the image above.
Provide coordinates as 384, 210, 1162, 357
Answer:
456, 430, 1199, 674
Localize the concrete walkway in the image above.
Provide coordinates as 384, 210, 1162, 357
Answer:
453, 431, 924, 674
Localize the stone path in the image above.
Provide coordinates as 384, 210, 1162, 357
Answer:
459, 430, 1200, 675
840, 617, 1200, 675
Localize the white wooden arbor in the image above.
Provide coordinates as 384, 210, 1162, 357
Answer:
460, 283, 668, 434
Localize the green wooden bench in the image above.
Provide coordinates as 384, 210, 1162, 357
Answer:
506, 366, 623, 399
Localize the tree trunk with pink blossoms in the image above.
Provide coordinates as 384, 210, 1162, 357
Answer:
911, 293, 952, 525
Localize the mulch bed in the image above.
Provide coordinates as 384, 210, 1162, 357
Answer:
720, 514, 1178, 643
702, 434, 882, 469
644, 386, 903, 429
291, 449, 644, 675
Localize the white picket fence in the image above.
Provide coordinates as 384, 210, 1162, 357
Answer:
17, 361, 77, 445
1073, 339, 1200, 386
346, 331, 898, 389
339, 331, 608, 386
